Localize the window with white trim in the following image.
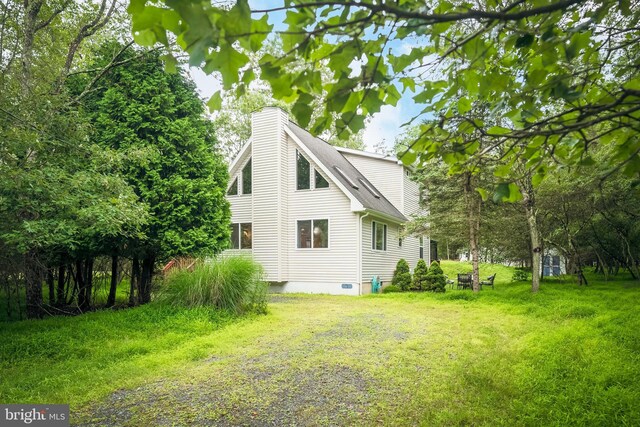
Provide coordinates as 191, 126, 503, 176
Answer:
372, 221, 387, 251
242, 159, 252, 195
230, 223, 252, 249
314, 169, 329, 189
227, 178, 238, 196
296, 150, 310, 190
297, 219, 328, 248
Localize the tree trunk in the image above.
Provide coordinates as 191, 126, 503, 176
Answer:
519, 173, 541, 293
76, 259, 85, 309
463, 172, 481, 292
84, 258, 94, 309
138, 255, 155, 304
24, 249, 43, 319
46, 268, 54, 305
21, 1, 43, 95
56, 264, 66, 305
106, 254, 118, 307
129, 256, 139, 305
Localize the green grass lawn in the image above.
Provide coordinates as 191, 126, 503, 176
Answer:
1, 263, 639, 426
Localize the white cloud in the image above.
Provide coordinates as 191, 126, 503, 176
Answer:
362, 104, 404, 152
188, 66, 221, 100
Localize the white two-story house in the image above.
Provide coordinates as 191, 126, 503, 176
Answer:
224, 107, 431, 295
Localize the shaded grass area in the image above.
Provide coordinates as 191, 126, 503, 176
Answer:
0, 279, 132, 322
2, 262, 639, 426
0, 304, 237, 405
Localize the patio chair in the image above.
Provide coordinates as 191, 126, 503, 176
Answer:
480, 274, 496, 290
457, 273, 472, 290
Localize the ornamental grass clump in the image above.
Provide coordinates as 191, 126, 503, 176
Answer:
391, 259, 412, 291
159, 256, 267, 315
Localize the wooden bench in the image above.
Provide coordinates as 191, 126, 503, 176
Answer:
480, 274, 496, 290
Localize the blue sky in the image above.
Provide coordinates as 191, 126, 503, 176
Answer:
189, 0, 424, 151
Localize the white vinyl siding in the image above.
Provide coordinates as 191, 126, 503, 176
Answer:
361, 215, 427, 293
250, 108, 289, 281
403, 170, 421, 216
340, 153, 403, 209
287, 136, 359, 284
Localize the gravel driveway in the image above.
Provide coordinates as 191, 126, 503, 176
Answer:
75, 295, 433, 426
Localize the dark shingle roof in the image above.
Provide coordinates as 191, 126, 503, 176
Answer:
287, 121, 407, 222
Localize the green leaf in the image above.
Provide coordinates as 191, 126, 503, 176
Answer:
127, 0, 147, 15
492, 183, 510, 203
207, 91, 222, 112
292, 93, 315, 128
458, 97, 472, 114
515, 34, 535, 48
203, 48, 249, 89
400, 150, 416, 165
133, 29, 156, 46
160, 54, 178, 74
487, 126, 511, 135
476, 187, 488, 201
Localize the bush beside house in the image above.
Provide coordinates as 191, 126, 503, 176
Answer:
426, 261, 447, 292
392, 259, 412, 291
412, 259, 429, 290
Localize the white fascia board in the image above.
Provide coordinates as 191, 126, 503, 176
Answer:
363, 208, 407, 225
228, 138, 252, 174
284, 126, 365, 212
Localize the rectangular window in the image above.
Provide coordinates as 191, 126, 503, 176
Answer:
227, 178, 238, 196
419, 236, 424, 259
398, 227, 403, 247
230, 223, 239, 249
297, 219, 328, 248
313, 219, 328, 248
372, 221, 387, 251
242, 159, 252, 195
314, 169, 329, 188
230, 223, 251, 249
296, 150, 310, 190
241, 223, 252, 249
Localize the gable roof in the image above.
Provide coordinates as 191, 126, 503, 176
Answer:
286, 121, 407, 223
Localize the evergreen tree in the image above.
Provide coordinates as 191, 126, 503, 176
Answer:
412, 259, 429, 291
78, 46, 231, 303
426, 261, 447, 293
391, 258, 411, 291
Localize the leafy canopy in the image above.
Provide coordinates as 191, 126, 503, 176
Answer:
129, 0, 640, 181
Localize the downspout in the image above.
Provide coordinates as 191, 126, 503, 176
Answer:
358, 212, 370, 296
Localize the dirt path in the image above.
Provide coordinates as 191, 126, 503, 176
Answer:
75, 295, 441, 426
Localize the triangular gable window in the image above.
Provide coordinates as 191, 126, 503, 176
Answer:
315, 169, 329, 188
227, 178, 238, 196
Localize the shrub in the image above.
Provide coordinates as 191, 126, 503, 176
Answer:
425, 261, 447, 292
412, 259, 429, 290
158, 256, 267, 314
382, 284, 401, 293
512, 269, 530, 282
392, 259, 412, 291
